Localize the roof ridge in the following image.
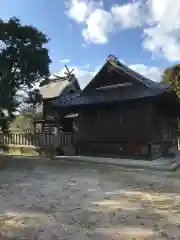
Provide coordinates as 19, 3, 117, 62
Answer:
107, 55, 168, 90
83, 55, 167, 91
109, 61, 149, 87
49, 76, 69, 83
107, 56, 151, 87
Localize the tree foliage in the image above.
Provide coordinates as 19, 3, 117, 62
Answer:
10, 106, 42, 133
25, 89, 43, 107
0, 17, 51, 113
162, 64, 180, 96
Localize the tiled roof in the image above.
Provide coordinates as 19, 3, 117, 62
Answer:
51, 55, 172, 108
52, 86, 167, 108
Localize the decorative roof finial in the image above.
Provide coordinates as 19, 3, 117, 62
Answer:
64, 65, 75, 82
107, 54, 117, 63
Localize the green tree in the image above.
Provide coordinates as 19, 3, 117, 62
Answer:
161, 64, 180, 96
0, 17, 51, 114
10, 106, 42, 133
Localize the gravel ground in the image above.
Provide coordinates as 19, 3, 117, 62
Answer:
0, 161, 180, 239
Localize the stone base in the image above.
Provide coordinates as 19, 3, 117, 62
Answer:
0, 156, 7, 169
55, 155, 180, 171
2, 154, 180, 172
62, 144, 77, 156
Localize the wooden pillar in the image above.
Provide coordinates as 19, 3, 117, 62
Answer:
147, 103, 152, 160
41, 122, 45, 132
33, 121, 36, 133
56, 121, 60, 135
49, 123, 52, 133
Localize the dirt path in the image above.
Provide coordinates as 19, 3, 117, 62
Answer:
0, 161, 180, 239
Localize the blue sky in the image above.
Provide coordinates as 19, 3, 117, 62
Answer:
0, 0, 179, 88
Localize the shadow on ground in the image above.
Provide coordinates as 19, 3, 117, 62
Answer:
0, 158, 180, 239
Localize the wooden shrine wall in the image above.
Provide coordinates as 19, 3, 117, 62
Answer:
150, 105, 178, 158
43, 99, 59, 119
76, 101, 152, 158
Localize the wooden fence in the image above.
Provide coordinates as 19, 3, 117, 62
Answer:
0, 132, 74, 147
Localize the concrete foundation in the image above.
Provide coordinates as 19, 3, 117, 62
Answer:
2, 153, 180, 171
55, 155, 180, 171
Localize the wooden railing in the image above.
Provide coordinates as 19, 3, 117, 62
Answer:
0, 132, 74, 147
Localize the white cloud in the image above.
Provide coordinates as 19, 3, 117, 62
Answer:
75, 68, 97, 89
66, 0, 180, 62
66, 0, 89, 23
111, 1, 145, 28
143, 0, 180, 61
129, 64, 162, 81
82, 9, 114, 44
66, 0, 144, 44
60, 59, 70, 63
66, 0, 103, 23
54, 65, 98, 89
52, 60, 162, 89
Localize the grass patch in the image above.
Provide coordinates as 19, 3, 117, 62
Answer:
8, 146, 39, 156
0, 144, 41, 157
0, 144, 58, 159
